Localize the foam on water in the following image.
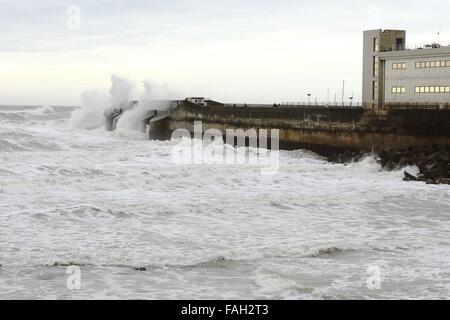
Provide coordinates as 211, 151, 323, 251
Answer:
0, 105, 449, 299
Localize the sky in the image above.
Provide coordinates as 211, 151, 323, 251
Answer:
0, 0, 449, 106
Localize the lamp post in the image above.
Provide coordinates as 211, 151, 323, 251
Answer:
349, 96, 354, 107
307, 93, 311, 106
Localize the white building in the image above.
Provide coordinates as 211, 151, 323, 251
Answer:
363, 29, 450, 107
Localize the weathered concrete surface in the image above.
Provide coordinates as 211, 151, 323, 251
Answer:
163, 101, 450, 157
149, 116, 171, 140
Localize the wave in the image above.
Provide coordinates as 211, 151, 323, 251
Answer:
69, 90, 110, 129
25, 106, 55, 116
0, 138, 33, 152
0, 112, 27, 122
0, 106, 54, 122
252, 267, 315, 298
0, 135, 64, 152
112, 127, 149, 140
0, 243, 403, 271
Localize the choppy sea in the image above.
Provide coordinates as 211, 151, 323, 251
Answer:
0, 105, 449, 299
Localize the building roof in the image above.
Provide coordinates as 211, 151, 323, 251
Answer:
379, 46, 450, 60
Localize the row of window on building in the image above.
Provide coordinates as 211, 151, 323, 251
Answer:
392, 60, 450, 70
392, 63, 406, 69
415, 60, 450, 68
391, 86, 406, 93
392, 86, 450, 93
415, 86, 450, 93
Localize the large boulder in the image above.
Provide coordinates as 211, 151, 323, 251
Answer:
403, 171, 418, 181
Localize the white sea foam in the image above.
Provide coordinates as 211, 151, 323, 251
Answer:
115, 78, 175, 131
0, 105, 449, 299
69, 75, 176, 131
70, 90, 110, 129
26, 105, 55, 116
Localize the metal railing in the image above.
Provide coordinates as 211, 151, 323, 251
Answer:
279, 101, 362, 108
382, 41, 450, 52
362, 102, 450, 110
218, 101, 450, 110
380, 102, 450, 110
276, 102, 450, 110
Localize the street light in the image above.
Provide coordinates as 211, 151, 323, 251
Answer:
349, 91, 354, 107
307, 93, 311, 106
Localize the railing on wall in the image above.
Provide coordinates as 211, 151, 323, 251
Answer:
278, 102, 362, 108
380, 102, 450, 110
362, 102, 450, 110
278, 102, 450, 110
220, 101, 450, 110
381, 41, 450, 52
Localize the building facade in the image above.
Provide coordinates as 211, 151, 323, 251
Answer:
363, 29, 450, 107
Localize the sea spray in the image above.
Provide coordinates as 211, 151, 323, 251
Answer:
70, 90, 110, 129
141, 79, 176, 108
71, 75, 176, 131
115, 78, 177, 131
70, 75, 140, 130
109, 74, 139, 108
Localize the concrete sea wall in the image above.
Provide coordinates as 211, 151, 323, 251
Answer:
157, 101, 450, 159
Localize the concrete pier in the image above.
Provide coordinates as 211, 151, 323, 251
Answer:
157, 100, 450, 158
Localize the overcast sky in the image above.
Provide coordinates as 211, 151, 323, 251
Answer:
0, 0, 449, 105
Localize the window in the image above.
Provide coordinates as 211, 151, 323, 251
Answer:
396, 38, 404, 50
373, 81, 378, 100
415, 60, 450, 68
415, 85, 450, 93
374, 57, 379, 77
392, 86, 406, 93
392, 62, 406, 69
374, 38, 379, 52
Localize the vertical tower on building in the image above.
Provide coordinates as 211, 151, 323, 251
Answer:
362, 29, 406, 108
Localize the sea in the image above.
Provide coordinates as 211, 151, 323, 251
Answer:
0, 105, 449, 299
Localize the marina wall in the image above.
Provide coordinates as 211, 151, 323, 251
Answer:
157, 101, 450, 158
